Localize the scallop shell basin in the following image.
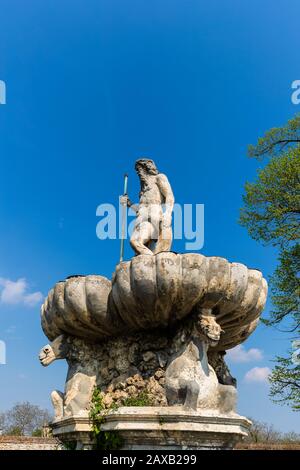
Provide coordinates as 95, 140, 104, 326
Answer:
41, 252, 267, 351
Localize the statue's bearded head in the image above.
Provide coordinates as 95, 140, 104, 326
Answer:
135, 158, 158, 176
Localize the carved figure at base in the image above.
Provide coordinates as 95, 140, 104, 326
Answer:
39, 335, 97, 420
39, 311, 237, 419
165, 309, 237, 413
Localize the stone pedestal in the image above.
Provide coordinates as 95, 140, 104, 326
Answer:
51, 407, 251, 450
51, 415, 93, 450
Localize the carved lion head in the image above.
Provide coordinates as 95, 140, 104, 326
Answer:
39, 334, 69, 367
39, 344, 56, 366
196, 309, 224, 346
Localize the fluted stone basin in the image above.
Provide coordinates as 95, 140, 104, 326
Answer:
109, 253, 267, 351
41, 252, 267, 352
41, 275, 113, 341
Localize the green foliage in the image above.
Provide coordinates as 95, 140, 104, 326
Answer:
269, 355, 300, 411
2, 401, 52, 436
89, 388, 122, 450
248, 114, 300, 159
89, 388, 106, 432
89, 387, 153, 450
265, 245, 300, 327
158, 416, 165, 425
240, 148, 300, 249
247, 417, 300, 443
63, 440, 77, 451
121, 391, 153, 407
31, 428, 42, 437
240, 114, 300, 410
94, 429, 123, 450
7, 426, 23, 436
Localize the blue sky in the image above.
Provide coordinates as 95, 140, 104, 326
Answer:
0, 0, 299, 431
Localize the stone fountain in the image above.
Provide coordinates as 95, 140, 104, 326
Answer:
39, 159, 267, 449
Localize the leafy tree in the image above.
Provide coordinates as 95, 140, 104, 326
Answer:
281, 431, 300, 443
7, 427, 23, 436
246, 418, 300, 443
248, 114, 300, 159
4, 402, 52, 436
247, 418, 281, 443
0, 412, 6, 434
267, 245, 300, 328
269, 354, 300, 411
240, 114, 300, 410
240, 149, 299, 251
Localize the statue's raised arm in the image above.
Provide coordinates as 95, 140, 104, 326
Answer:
129, 158, 174, 256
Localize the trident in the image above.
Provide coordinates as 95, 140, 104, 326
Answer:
120, 174, 128, 263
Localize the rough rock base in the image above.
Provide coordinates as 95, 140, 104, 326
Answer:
51, 407, 251, 450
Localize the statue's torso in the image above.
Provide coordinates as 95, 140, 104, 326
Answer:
139, 175, 162, 206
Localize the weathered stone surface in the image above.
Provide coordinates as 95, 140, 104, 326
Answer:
0, 436, 61, 451
40, 311, 240, 420
122, 159, 175, 256
51, 409, 251, 450
41, 253, 267, 354
41, 275, 114, 341
39, 159, 268, 450
110, 254, 267, 351
101, 407, 251, 450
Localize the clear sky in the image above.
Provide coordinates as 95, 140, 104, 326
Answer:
0, 0, 299, 432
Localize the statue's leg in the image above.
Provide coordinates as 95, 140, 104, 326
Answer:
166, 377, 200, 410
207, 351, 237, 387
153, 224, 173, 254
64, 372, 96, 417
217, 384, 237, 413
183, 380, 200, 410
165, 379, 180, 405
51, 390, 64, 420
130, 220, 154, 256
